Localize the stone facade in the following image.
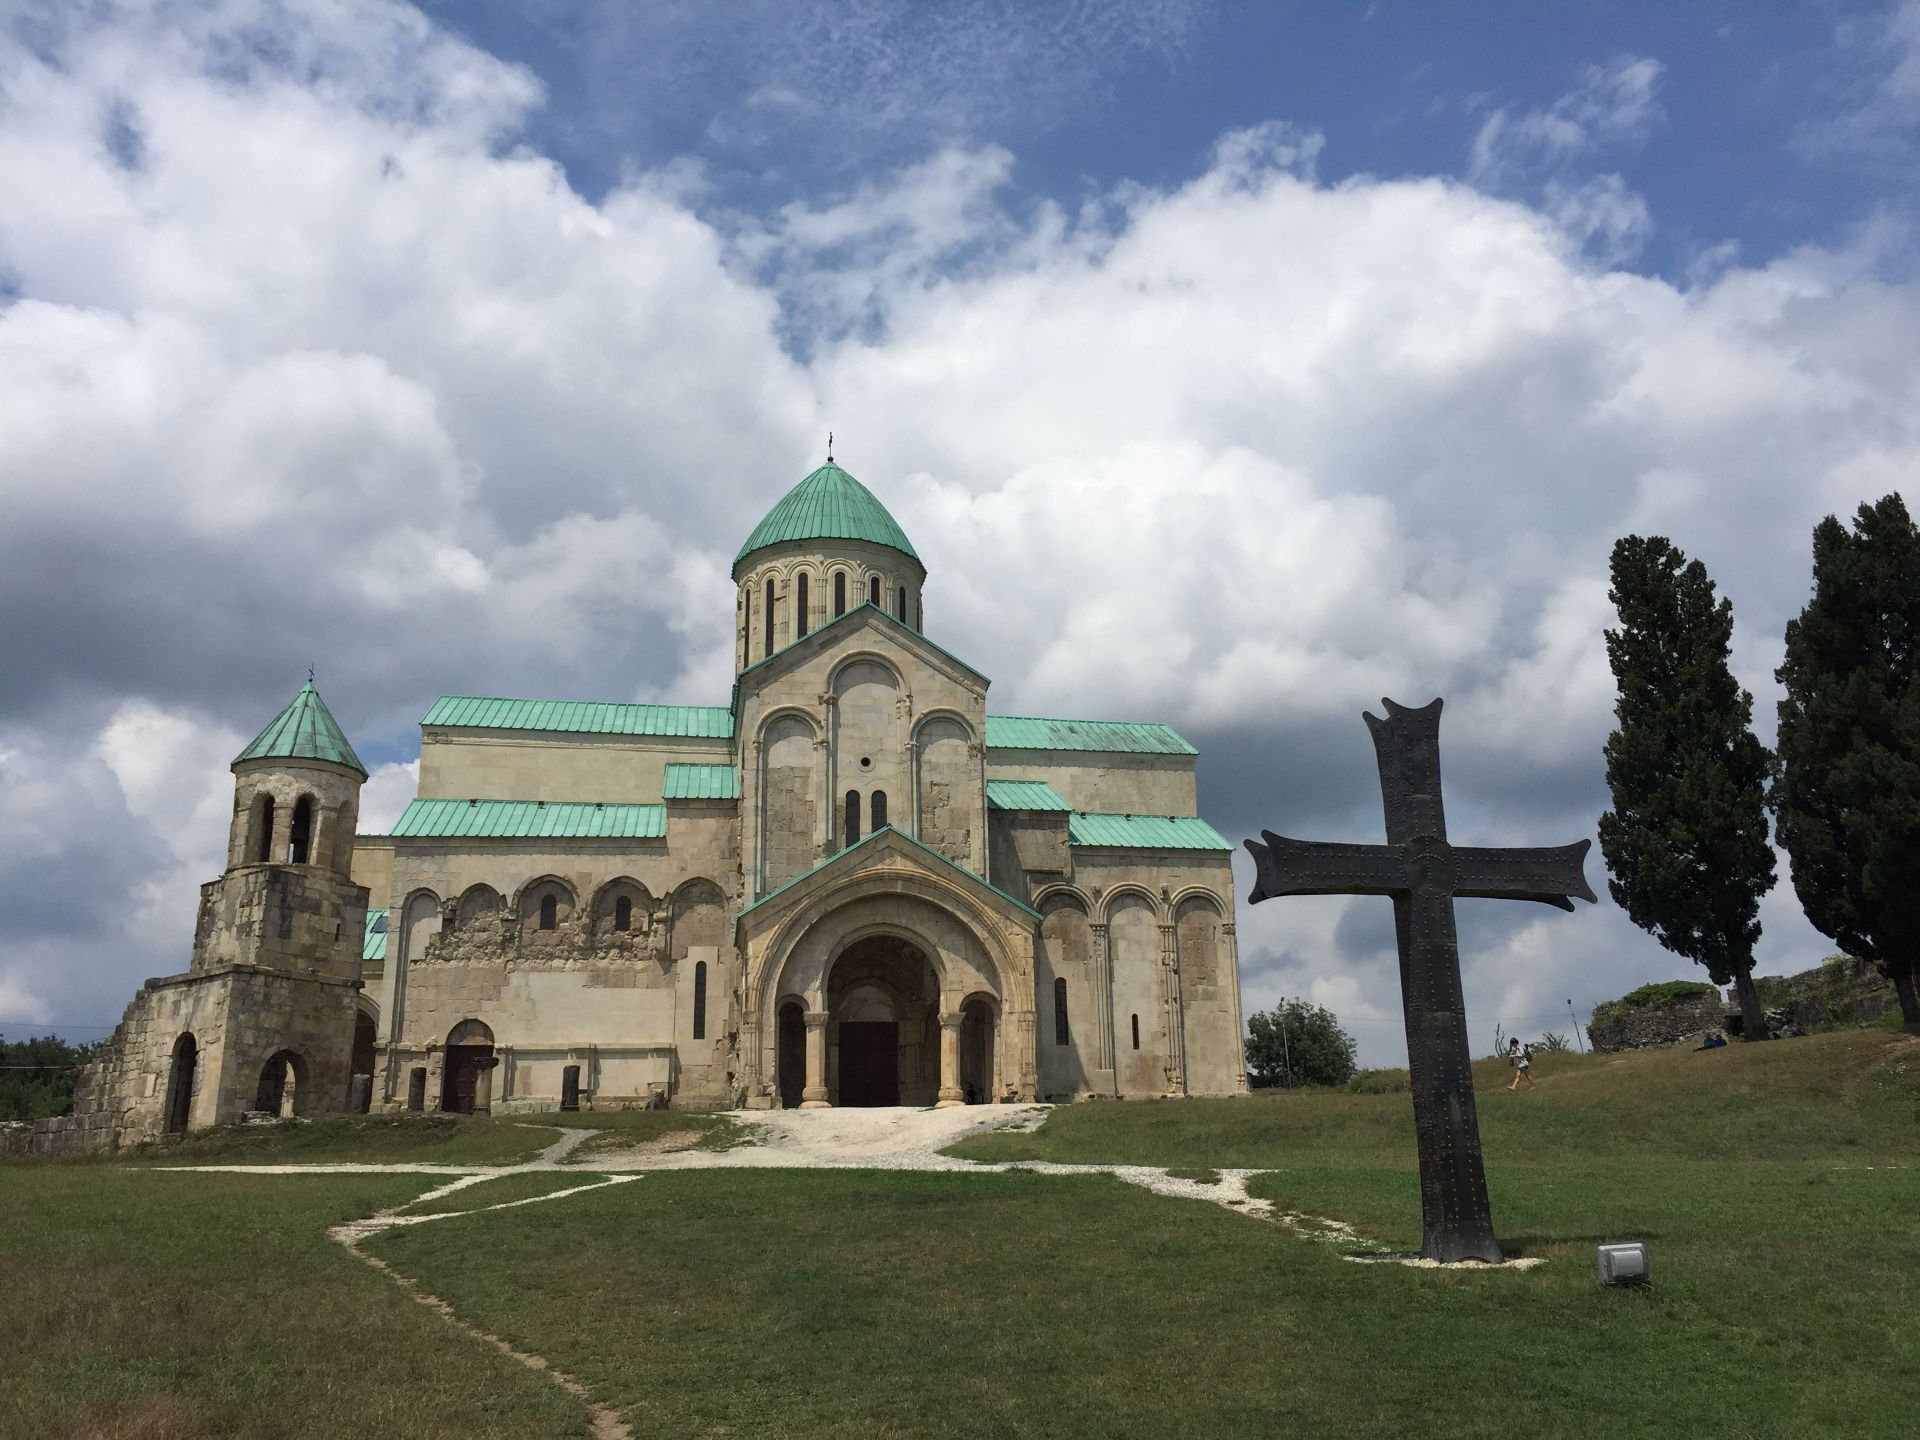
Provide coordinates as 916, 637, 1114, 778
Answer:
27, 460, 1250, 1153
359, 462, 1251, 1113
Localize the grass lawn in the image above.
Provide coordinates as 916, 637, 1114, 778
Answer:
7, 1030, 1916, 1437
0, 1168, 590, 1439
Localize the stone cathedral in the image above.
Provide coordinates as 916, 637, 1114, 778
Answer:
33, 458, 1249, 1151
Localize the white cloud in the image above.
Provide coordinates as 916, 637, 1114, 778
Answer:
3, 5, 1915, 1062
1470, 54, 1665, 185
359, 760, 421, 835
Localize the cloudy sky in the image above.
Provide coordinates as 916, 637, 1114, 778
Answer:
3, 1, 1917, 1064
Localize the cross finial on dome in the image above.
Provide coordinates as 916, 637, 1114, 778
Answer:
827, 430, 834, 462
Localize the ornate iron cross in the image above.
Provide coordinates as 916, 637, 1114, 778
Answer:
1246, 697, 1595, 1263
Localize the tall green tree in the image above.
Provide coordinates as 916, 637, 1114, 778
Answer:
1600, 536, 1776, 1038
1773, 495, 1920, 1030
1245, 999, 1357, 1088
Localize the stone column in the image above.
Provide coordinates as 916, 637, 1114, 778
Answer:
269, 801, 292, 867
800, 1010, 832, 1108
935, 1010, 965, 1107
1222, 922, 1250, 1093
1159, 922, 1187, 1096
1090, 922, 1116, 1076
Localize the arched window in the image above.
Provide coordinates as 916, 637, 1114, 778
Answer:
896, 586, 908, 620
693, 959, 708, 1040
287, 796, 313, 865
844, 789, 861, 848
764, 577, 776, 657
1054, 978, 1070, 1046
1131, 1013, 1141, 1050
796, 574, 810, 637
741, 590, 750, 661
868, 575, 881, 606
253, 795, 275, 863
915, 596, 922, 631
539, 893, 558, 930
833, 571, 847, 616
614, 895, 632, 932
871, 789, 887, 830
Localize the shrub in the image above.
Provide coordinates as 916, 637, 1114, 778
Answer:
1620, 980, 1718, 1008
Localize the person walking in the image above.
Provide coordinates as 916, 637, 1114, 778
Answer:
1506, 1037, 1536, 1092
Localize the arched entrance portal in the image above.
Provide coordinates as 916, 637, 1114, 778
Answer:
165, 1034, 197, 1134
255, 1050, 307, 1117
828, 934, 939, 1107
776, 1001, 806, 1109
960, 995, 997, 1103
442, 1019, 496, 1115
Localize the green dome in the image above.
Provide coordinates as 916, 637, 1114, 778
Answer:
734, 460, 920, 574
232, 681, 367, 778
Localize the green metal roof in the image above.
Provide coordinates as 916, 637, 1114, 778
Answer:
364, 909, 389, 962
663, 763, 741, 801
391, 798, 667, 840
985, 715, 1197, 756
232, 682, 367, 777
738, 824, 1040, 923
422, 696, 735, 739
986, 780, 1072, 812
1068, 812, 1232, 851
734, 460, 920, 572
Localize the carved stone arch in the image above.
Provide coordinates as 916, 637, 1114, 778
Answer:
590, 876, 654, 937
1033, 885, 1091, 915
401, 888, 442, 962
759, 711, 821, 891
668, 877, 729, 963
513, 875, 578, 939
755, 871, 1021, 1023
1103, 884, 1163, 924
455, 884, 503, 930
827, 649, 908, 693
1173, 889, 1227, 988
447, 1018, 495, 1047
287, 791, 319, 865
910, 708, 977, 745
1169, 885, 1225, 916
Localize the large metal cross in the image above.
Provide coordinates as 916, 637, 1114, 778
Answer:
1245, 697, 1595, 1263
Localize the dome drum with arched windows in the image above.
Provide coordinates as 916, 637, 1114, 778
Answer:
733, 459, 929, 672
49, 453, 1249, 1159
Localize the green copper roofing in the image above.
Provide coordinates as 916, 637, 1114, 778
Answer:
984, 715, 1197, 756
734, 460, 920, 572
1068, 812, 1231, 851
663, 763, 741, 801
986, 780, 1072, 812
364, 909, 389, 962
738, 824, 1040, 923
233, 681, 368, 777
392, 798, 667, 840
422, 696, 735, 739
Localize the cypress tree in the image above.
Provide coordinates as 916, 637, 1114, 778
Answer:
1773, 495, 1920, 1029
1600, 536, 1776, 1038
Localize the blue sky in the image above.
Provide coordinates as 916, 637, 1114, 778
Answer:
1, 0, 1916, 1061
423, 1, 1911, 282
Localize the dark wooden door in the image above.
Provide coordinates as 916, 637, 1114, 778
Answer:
442, 1046, 488, 1113
838, 1022, 899, 1106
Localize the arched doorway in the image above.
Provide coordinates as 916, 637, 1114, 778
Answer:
776, 1000, 806, 1109
351, 1011, 378, 1113
165, 1033, 197, 1133
960, 994, 997, 1103
828, 934, 939, 1106
255, 1050, 307, 1117
442, 1019, 495, 1115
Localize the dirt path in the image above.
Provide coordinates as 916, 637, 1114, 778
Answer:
161, 1104, 1536, 1436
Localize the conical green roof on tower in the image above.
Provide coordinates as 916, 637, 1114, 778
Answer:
734, 459, 920, 574
232, 681, 367, 778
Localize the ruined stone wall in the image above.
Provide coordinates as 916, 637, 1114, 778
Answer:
379, 823, 744, 1110
192, 864, 369, 982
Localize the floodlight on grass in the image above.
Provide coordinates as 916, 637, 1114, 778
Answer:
1596, 1242, 1649, 1286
